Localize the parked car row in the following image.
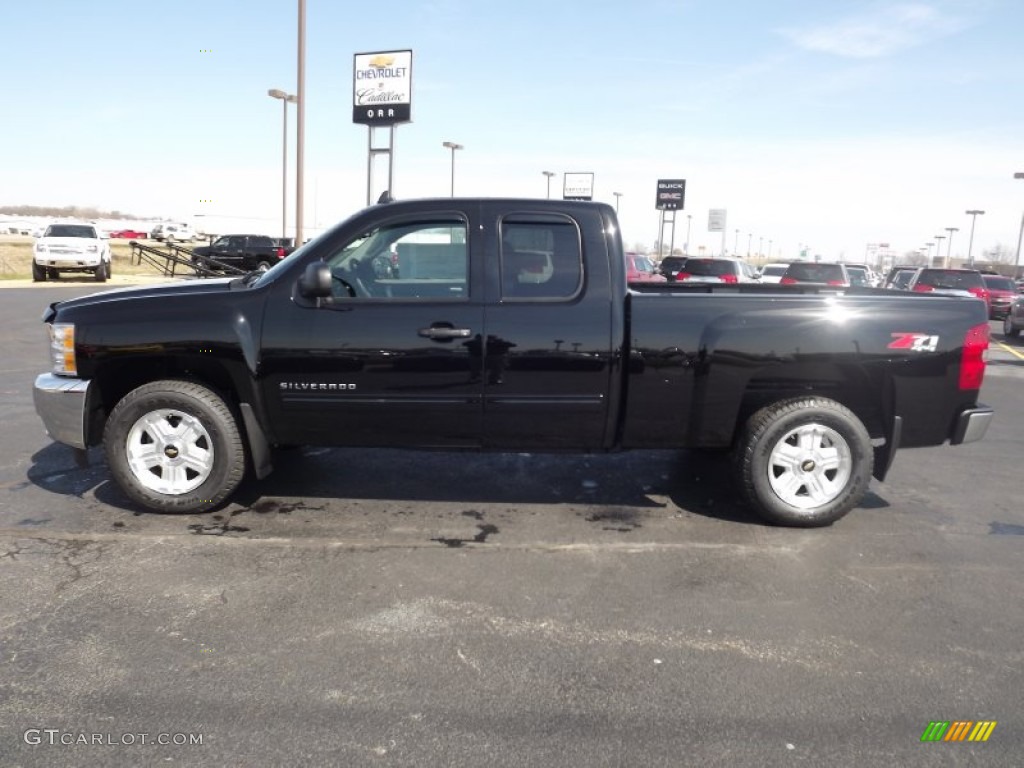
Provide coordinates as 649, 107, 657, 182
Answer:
629, 258, 1021, 324
881, 266, 1024, 321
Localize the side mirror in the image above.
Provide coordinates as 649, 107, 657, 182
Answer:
298, 262, 332, 298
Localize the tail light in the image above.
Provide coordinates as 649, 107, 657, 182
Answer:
275, 247, 285, 258
718, 274, 738, 283
676, 272, 692, 281
827, 280, 845, 286
913, 284, 934, 292
959, 322, 989, 391
967, 287, 989, 303
780, 276, 797, 285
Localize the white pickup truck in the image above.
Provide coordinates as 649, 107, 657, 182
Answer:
33, 223, 112, 282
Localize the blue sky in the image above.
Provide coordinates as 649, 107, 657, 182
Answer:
2, 0, 1023, 262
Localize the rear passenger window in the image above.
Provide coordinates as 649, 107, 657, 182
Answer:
500, 214, 582, 300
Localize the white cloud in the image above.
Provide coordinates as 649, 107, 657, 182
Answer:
782, 3, 968, 59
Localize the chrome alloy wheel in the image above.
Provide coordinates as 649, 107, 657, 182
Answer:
125, 409, 215, 494
766, 423, 852, 510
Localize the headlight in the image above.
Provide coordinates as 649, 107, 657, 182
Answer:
48, 323, 77, 375
35, 244, 47, 253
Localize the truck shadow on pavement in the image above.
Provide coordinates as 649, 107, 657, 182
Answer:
25, 442, 887, 528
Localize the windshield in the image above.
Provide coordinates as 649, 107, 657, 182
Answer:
846, 267, 871, 286
917, 270, 982, 290
761, 265, 787, 276
630, 254, 655, 272
684, 259, 737, 276
44, 225, 97, 238
785, 263, 845, 282
983, 276, 1015, 291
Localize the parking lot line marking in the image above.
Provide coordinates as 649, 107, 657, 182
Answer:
994, 340, 1024, 361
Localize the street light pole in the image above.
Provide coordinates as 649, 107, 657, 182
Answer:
295, 0, 306, 245
964, 209, 984, 267
943, 227, 958, 268
542, 171, 555, 199
442, 141, 463, 197
612, 192, 622, 212
268, 89, 296, 241
933, 235, 945, 266
733, 229, 739, 255
1015, 173, 1024, 276
685, 214, 692, 256
747, 232, 752, 259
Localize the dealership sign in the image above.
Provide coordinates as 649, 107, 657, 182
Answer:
708, 209, 727, 231
655, 179, 686, 210
563, 172, 595, 201
353, 50, 413, 125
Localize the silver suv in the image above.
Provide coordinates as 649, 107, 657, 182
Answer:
671, 257, 759, 284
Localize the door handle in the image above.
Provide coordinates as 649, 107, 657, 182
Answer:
418, 326, 472, 340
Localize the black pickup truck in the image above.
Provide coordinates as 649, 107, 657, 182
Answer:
191, 234, 292, 273
32, 198, 993, 526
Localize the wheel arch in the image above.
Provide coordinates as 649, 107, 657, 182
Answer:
85, 358, 271, 477
689, 360, 888, 451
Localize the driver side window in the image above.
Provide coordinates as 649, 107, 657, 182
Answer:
325, 217, 469, 300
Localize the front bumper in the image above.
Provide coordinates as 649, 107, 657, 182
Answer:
950, 404, 994, 445
33, 373, 91, 449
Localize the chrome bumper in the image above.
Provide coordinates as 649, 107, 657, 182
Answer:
950, 405, 993, 445
33, 373, 91, 450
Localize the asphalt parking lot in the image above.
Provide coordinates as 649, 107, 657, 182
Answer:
1, 281, 1022, 767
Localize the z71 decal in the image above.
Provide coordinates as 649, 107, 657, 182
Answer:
888, 333, 939, 352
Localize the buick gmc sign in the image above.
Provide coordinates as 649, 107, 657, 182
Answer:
655, 179, 686, 210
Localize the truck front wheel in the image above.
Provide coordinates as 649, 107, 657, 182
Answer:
103, 380, 247, 513
735, 397, 873, 527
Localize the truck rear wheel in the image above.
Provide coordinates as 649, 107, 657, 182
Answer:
735, 397, 872, 527
32, 262, 46, 282
103, 380, 247, 513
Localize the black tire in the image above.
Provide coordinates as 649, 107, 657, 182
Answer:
94, 262, 107, 282
1004, 315, 1020, 338
103, 380, 247, 513
32, 261, 46, 282
256, 260, 272, 273
735, 397, 873, 527
47, 268, 60, 280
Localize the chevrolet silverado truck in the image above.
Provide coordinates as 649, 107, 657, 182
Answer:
32, 198, 993, 526
191, 234, 292, 274
33, 223, 112, 282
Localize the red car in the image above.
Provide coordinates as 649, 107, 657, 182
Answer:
108, 229, 148, 239
625, 252, 666, 282
982, 274, 1017, 320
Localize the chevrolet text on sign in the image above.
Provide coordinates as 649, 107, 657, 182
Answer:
352, 50, 413, 125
